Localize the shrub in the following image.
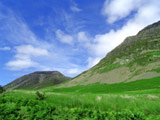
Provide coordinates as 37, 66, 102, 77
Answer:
36, 91, 46, 100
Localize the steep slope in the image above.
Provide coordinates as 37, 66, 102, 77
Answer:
61, 21, 160, 87
5, 71, 71, 90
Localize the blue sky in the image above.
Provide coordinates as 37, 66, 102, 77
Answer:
1, 0, 160, 86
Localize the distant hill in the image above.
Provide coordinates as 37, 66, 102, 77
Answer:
5, 71, 71, 90
60, 20, 160, 87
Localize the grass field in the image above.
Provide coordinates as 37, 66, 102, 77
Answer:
1, 76, 160, 119
42, 76, 160, 94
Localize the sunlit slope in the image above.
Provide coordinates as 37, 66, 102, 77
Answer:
61, 21, 160, 87
42, 76, 160, 93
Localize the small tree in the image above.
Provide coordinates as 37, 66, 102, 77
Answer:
0, 85, 4, 94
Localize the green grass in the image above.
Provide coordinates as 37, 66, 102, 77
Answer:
43, 76, 160, 94
99, 63, 122, 73
1, 76, 160, 119
146, 51, 160, 56
1, 90, 160, 119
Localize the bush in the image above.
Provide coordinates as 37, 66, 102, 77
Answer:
36, 91, 46, 100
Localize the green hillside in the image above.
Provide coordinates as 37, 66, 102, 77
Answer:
42, 76, 160, 94
60, 20, 160, 87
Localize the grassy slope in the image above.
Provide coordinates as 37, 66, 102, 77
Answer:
42, 76, 160, 94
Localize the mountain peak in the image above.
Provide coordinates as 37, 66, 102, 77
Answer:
5, 71, 71, 90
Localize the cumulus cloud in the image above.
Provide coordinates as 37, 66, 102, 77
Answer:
6, 59, 38, 71
102, 0, 159, 24
102, 0, 142, 23
87, 0, 160, 68
0, 46, 11, 51
15, 45, 49, 57
6, 45, 50, 70
56, 29, 73, 45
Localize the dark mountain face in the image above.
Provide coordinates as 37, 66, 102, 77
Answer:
4, 71, 71, 90
60, 20, 160, 87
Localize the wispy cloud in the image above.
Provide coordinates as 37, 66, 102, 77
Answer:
70, 0, 81, 12
77, 31, 90, 42
0, 3, 50, 48
70, 6, 81, 12
0, 46, 11, 51
56, 29, 73, 45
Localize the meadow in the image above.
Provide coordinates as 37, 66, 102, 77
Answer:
1, 76, 160, 119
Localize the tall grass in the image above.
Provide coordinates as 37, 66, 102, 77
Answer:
5, 90, 160, 117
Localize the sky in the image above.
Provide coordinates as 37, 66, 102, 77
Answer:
1, 0, 160, 86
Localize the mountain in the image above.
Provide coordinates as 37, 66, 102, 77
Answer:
5, 71, 71, 90
60, 21, 160, 87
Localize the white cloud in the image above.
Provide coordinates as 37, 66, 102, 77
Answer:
70, 0, 81, 12
0, 46, 11, 51
77, 31, 89, 42
102, 0, 143, 23
87, 57, 101, 68
66, 66, 86, 75
40, 66, 53, 71
102, 0, 160, 24
15, 45, 49, 57
67, 68, 79, 74
87, 0, 160, 68
56, 29, 73, 45
6, 45, 50, 70
70, 6, 81, 12
6, 59, 38, 71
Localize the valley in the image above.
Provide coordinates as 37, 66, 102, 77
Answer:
1, 20, 160, 120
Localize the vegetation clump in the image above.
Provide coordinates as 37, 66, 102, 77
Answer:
36, 91, 46, 100
0, 85, 5, 94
